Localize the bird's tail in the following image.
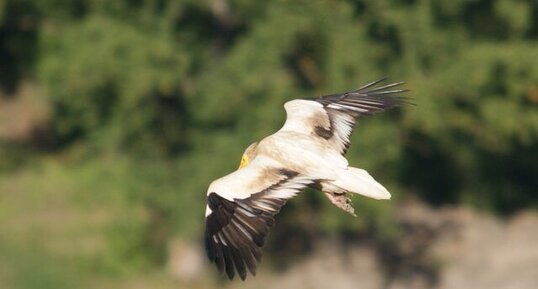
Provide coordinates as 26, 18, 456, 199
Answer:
332, 167, 391, 200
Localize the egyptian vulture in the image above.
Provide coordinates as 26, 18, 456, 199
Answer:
204, 79, 407, 280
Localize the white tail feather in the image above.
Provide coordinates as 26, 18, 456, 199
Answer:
332, 167, 391, 200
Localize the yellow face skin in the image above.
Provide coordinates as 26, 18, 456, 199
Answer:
238, 154, 249, 169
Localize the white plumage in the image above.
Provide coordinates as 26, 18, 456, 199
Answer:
204, 79, 408, 280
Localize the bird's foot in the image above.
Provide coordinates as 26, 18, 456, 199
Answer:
324, 192, 356, 217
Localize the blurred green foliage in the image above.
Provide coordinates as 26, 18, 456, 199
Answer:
1, 0, 538, 287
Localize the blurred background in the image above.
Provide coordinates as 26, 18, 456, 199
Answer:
1, 0, 538, 288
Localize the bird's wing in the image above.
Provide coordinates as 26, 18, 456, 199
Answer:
281, 79, 407, 154
204, 157, 314, 280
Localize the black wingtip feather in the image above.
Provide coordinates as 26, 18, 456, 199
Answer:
222, 246, 235, 280
365, 88, 407, 95
314, 78, 409, 116
355, 77, 388, 91
241, 249, 257, 276
230, 246, 247, 281
358, 80, 405, 93
204, 172, 307, 281
205, 233, 216, 261
214, 241, 225, 274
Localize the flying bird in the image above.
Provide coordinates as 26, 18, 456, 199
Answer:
204, 78, 408, 280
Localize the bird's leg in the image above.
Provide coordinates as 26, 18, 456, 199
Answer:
324, 192, 357, 217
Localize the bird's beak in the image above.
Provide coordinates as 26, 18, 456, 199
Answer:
238, 154, 249, 169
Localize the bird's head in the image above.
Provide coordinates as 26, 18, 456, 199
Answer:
238, 142, 259, 169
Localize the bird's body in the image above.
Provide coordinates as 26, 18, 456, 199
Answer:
204, 79, 408, 280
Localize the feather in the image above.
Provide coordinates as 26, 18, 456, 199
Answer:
204, 168, 313, 280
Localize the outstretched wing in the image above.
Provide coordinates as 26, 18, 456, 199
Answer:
280, 78, 408, 154
204, 157, 313, 280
